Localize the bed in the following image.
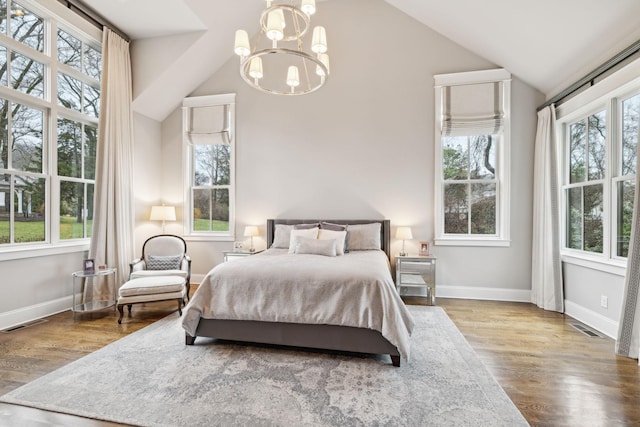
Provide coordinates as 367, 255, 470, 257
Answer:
182, 219, 415, 366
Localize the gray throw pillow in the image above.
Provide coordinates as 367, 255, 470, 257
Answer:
147, 255, 182, 270
346, 223, 381, 251
294, 223, 320, 230
320, 221, 347, 231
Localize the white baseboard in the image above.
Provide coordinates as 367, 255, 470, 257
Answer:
0, 296, 72, 331
191, 274, 206, 285
436, 285, 532, 303
564, 300, 619, 339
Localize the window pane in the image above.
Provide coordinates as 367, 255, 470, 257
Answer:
193, 188, 229, 232
57, 29, 81, 70
84, 45, 101, 80
567, 187, 582, 250
0, 173, 8, 243
469, 135, 496, 179
0, 0, 6, 35
12, 103, 43, 172
0, 46, 7, 86
59, 180, 84, 240
0, 98, 7, 169
583, 184, 603, 253
587, 111, 606, 181
194, 145, 231, 185
444, 183, 468, 234
11, 52, 44, 98
622, 94, 640, 176
84, 84, 100, 118
569, 120, 586, 183
470, 183, 496, 234
58, 72, 82, 111
57, 118, 82, 178
14, 174, 45, 243
84, 124, 97, 180
10, 3, 44, 52
442, 136, 468, 180
616, 180, 635, 257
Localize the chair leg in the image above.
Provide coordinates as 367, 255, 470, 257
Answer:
117, 305, 124, 324
177, 299, 183, 316
127, 304, 132, 312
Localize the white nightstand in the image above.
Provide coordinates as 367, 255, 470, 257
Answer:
222, 251, 262, 262
395, 255, 436, 305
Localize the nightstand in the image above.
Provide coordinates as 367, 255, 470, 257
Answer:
395, 255, 436, 305
222, 251, 261, 262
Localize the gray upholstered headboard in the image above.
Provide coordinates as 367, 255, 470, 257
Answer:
266, 219, 391, 259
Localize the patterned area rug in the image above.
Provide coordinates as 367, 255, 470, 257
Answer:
0, 306, 528, 426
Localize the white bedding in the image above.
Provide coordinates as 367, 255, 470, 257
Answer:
182, 248, 415, 360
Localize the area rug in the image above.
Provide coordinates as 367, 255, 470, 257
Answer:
0, 306, 528, 426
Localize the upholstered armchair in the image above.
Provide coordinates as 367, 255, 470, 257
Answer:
129, 234, 191, 300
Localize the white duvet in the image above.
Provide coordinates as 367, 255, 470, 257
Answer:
182, 249, 415, 360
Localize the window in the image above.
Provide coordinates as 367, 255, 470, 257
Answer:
560, 91, 639, 262
0, 0, 101, 249
434, 69, 511, 246
183, 94, 235, 240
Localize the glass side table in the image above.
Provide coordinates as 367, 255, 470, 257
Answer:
72, 268, 117, 315
395, 255, 436, 305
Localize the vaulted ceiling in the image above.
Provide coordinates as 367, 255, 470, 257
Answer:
83, 0, 640, 121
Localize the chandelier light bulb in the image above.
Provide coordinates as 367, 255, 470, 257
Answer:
249, 57, 263, 79
301, 0, 316, 16
266, 10, 284, 41
311, 26, 327, 53
316, 53, 329, 76
234, 30, 250, 57
287, 66, 300, 88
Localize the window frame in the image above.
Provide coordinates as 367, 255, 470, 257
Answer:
557, 74, 640, 275
433, 69, 511, 247
0, 0, 101, 259
182, 93, 236, 242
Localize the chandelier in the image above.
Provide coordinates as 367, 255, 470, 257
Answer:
233, 0, 329, 95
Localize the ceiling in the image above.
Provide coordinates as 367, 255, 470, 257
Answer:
82, 0, 640, 121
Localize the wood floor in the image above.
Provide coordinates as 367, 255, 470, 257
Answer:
1, 296, 639, 426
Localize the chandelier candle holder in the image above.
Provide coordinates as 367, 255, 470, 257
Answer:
234, 0, 329, 95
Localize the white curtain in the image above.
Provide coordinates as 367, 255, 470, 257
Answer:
531, 105, 564, 312
89, 28, 135, 289
616, 117, 640, 362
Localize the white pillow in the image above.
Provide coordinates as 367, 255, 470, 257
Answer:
288, 227, 319, 253
293, 236, 337, 257
318, 228, 347, 256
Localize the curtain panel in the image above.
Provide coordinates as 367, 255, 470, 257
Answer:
89, 28, 135, 288
616, 113, 640, 362
531, 105, 564, 312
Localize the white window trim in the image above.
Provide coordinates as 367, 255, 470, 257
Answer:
556, 56, 640, 272
433, 69, 511, 247
182, 93, 236, 242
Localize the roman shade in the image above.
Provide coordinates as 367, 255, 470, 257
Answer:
185, 104, 230, 145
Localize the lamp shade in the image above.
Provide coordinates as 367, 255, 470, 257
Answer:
244, 225, 259, 237
395, 226, 413, 240
234, 29, 250, 57
150, 205, 176, 221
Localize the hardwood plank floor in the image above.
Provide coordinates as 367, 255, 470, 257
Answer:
1, 296, 638, 426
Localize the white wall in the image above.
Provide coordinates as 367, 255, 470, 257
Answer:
158, 0, 543, 296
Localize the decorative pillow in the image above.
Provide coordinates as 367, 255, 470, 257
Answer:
320, 221, 347, 231
271, 224, 294, 248
346, 222, 381, 251
288, 227, 320, 253
318, 228, 347, 256
293, 236, 337, 257
147, 254, 182, 270
294, 223, 320, 230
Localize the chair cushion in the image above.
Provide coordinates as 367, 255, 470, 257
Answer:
119, 276, 185, 298
129, 269, 188, 280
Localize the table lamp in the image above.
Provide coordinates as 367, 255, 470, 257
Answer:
396, 226, 412, 256
244, 225, 259, 252
150, 205, 176, 233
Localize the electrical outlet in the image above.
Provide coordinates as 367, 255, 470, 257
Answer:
600, 295, 608, 308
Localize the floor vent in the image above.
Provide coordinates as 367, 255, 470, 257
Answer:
1, 318, 48, 333
570, 323, 603, 338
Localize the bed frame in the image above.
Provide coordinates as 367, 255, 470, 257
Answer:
185, 218, 401, 367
